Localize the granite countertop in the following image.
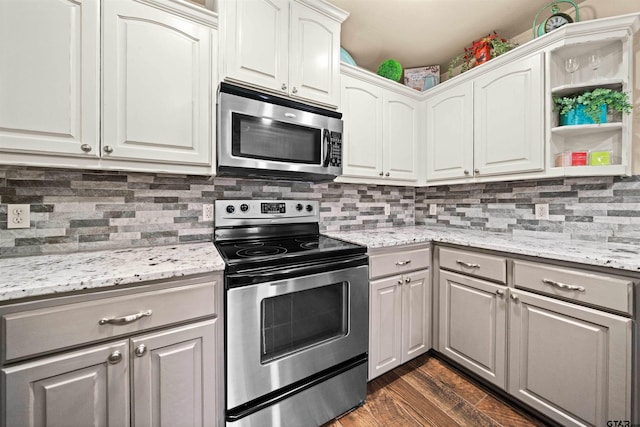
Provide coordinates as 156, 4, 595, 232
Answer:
0, 243, 225, 303
324, 225, 640, 273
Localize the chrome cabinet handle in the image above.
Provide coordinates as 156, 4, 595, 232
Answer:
385, 172, 390, 177
108, 350, 122, 364
134, 344, 147, 357
405, 277, 411, 283
542, 278, 585, 292
464, 169, 470, 175
103, 145, 114, 154
474, 168, 480, 174
398, 279, 403, 284
281, 83, 287, 91
496, 289, 505, 297
510, 293, 519, 302
379, 171, 384, 176
456, 260, 480, 269
80, 144, 92, 152
99, 310, 152, 325
396, 260, 412, 266
292, 87, 298, 94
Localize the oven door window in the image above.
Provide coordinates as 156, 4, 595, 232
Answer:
261, 282, 347, 363
232, 113, 321, 164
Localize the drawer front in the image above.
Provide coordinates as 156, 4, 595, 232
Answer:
369, 247, 430, 279
439, 247, 506, 284
513, 260, 633, 315
3, 279, 217, 362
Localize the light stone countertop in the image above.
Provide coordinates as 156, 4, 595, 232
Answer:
324, 225, 640, 273
0, 243, 225, 303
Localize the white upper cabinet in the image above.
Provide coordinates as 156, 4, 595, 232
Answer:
0, 0, 100, 157
339, 65, 421, 185
220, 0, 347, 108
102, 0, 215, 167
425, 82, 474, 181
474, 53, 544, 177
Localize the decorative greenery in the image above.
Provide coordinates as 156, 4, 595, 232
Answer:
448, 32, 518, 78
377, 59, 403, 82
552, 88, 632, 123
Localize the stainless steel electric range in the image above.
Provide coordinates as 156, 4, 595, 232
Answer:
214, 200, 369, 427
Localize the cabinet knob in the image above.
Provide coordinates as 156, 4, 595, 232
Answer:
108, 350, 122, 364
398, 279, 403, 284
134, 344, 147, 357
80, 144, 92, 153
404, 277, 411, 284
379, 171, 384, 176
385, 172, 390, 177
496, 289, 505, 297
464, 169, 470, 175
292, 87, 298, 94
281, 83, 287, 91
474, 168, 480, 174
510, 293, 519, 303
103, 145, 114, 154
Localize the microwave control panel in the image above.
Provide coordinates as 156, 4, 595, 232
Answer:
330, 132, 342, 167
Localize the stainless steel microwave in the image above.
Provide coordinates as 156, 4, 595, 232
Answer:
217, 83, 343, 182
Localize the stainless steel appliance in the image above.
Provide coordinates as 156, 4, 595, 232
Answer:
214, 200, 368, 427
217, 83, 343, 182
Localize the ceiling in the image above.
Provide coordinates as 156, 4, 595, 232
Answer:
330, 0, 581, 75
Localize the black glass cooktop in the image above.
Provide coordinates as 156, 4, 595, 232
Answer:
215, 234, 365, 264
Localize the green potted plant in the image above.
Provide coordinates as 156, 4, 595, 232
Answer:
448, 32, 518, 78
552, 88, 632, 125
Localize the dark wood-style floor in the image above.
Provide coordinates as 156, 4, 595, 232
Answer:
324, 354, 549, 427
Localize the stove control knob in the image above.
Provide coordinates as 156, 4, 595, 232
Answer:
226, 205, 235, 214
296, 203, 303, 211
240, 204, 249, 212
306, 204, 313, 212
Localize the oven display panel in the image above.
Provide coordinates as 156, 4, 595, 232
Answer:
261, 202, 286, 214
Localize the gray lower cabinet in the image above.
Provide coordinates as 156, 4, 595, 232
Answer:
438, 270, 507, 388
1, 274, 222, 427
369, 244, 431, 380
508, 289, 632, 427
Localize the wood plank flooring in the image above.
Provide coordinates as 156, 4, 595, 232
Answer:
324, 354, 549, 427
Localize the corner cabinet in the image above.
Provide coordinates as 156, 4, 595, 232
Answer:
219, 0, 347, 108
425, 53, 544, 183
338, 65, 421, 186
0, 0, 218, 175
1, 274, 224, 427
368, 245, 431, 380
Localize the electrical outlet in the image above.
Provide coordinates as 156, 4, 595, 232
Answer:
7, 204, 30, 229
429, 204, 437, 215
202, 204, 214, 221
535, 204, 549, 220
384, 204, 390, 215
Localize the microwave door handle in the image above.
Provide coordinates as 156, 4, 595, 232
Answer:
322, 129, 331, 167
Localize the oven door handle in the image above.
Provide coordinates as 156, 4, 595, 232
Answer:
322, 129, 331, 167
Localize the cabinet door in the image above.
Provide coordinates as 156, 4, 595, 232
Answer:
383, 91, 420, 181
401, 269, 431, 363
508, 289, 632, 427
2, 341, 129, 427
131, 319, 218, 427
221, 0, 289, 94
439, 270, 507, 388
369, 276, 403, 380
425, 82, 474, 181
289, 2, 340, 107
340, 75, 384, 179
102, 0, 213, 165
473, 53, 544, 176
0, 0, 99, 157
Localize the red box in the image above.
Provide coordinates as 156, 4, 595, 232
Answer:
571, 151, 588, 166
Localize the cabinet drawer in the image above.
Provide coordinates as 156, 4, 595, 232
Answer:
513, 260, 633, 315
3, 279, 217, 362
369, 247, 430, 279
439, 247, 506, 284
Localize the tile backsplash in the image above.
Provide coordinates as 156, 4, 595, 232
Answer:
1, 165, 639, 257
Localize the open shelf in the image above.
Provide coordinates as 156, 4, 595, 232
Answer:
551, 122, 622, 136
551, 79, 624, 96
